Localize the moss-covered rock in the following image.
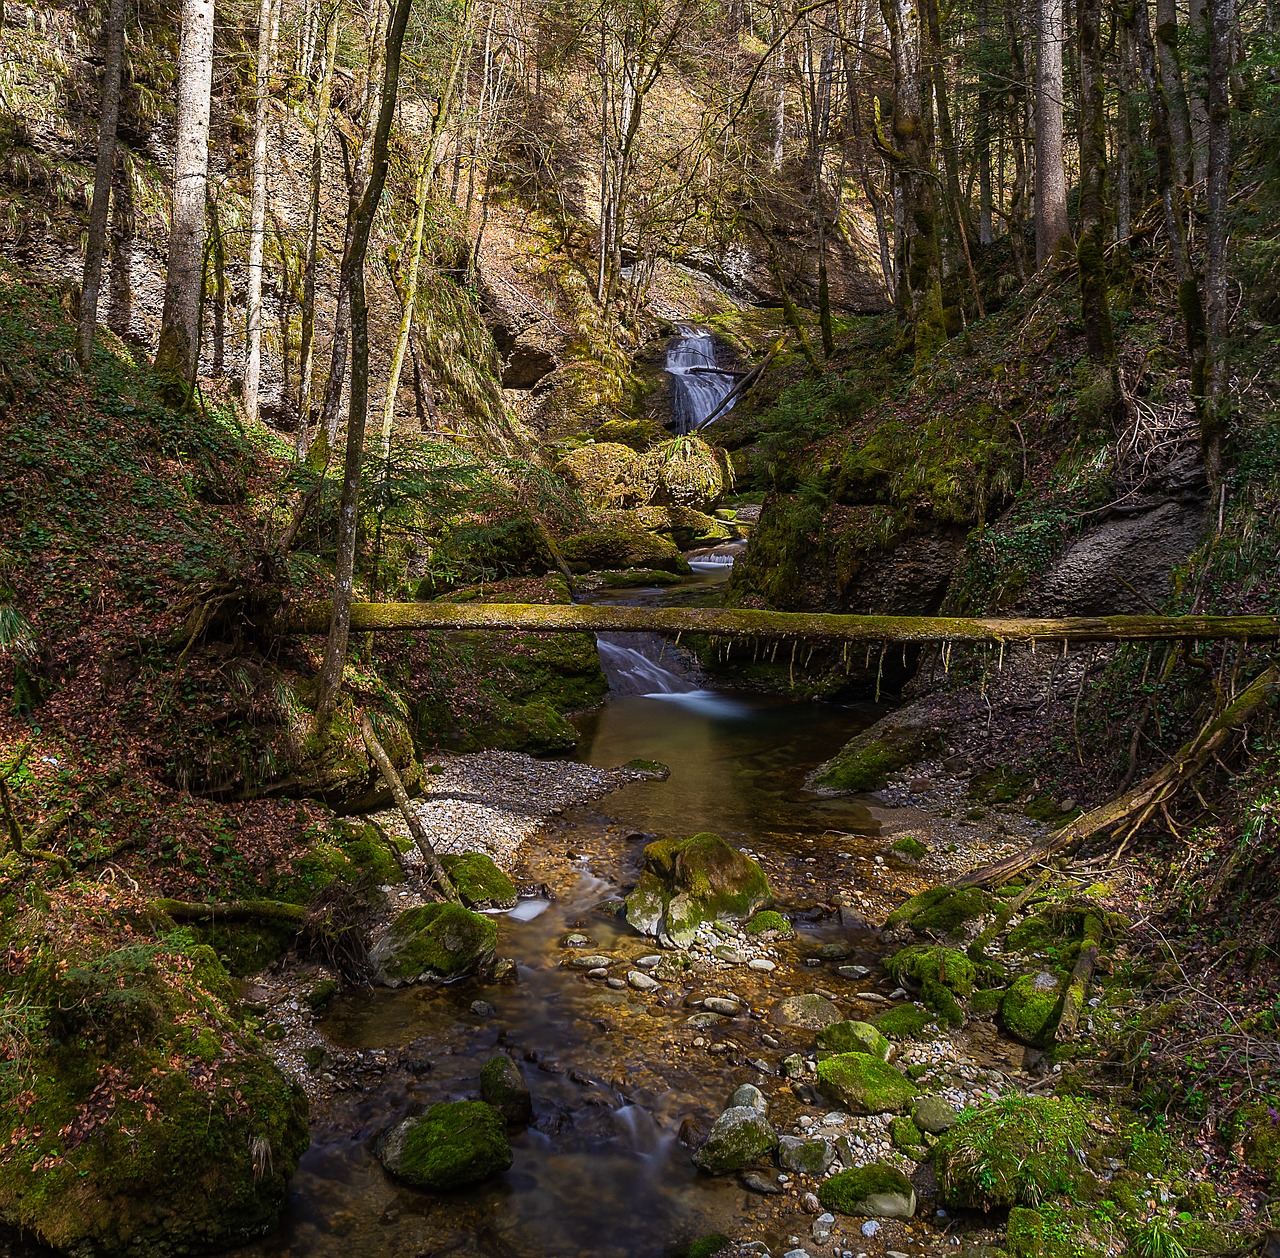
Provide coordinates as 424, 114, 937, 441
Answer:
371, 902, 498, 985
600, 568, 683, 587
644, 436, 725, 512
1000, 971, 1065, 1047
815, 1052, 918, 1114
440, 852, 518, 910
683, 1234, 733, 1258
776, 1135, 836, 1176
594, 417, 669, 451
886, 945, 976, 1026
662, 505, 734, 548
377, 1100, 512, 1190
889, 1114, 927, 1153
744, 909, 795, 940
872, 1004, 939, 1041
884, 886, 993, 936
912, 1094, 958, 1134
818, 1164, 917, 1217
691, 1105, 777, 1173
561, 526, 691, 575
479, 1056, 533, 1125
1006, 1206, 1044, 1258
814, 719, 945, 792
817, 1019, 891, 1061
1234, 1097, 1280, 1184
556, 441, 657, 511
625, 833, 773, 948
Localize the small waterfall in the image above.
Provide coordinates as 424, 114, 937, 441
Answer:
666, 326, 738, 434
596, 631, 697, 696
611, 1105, 677, 1162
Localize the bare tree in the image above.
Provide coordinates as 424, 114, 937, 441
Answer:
1203, 0, 1234, 486
1076, 0, 1115, 367
1033, 0, 1069, 266
155, 0, 215, 381
244, 0, 277, 424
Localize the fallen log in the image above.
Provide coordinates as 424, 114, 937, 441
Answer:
151, 898, 307, 925
278, 601, 1280, 645
954, 665, 1280, 888
1055, 911, 1104, 1044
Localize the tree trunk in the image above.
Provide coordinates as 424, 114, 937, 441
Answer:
1034, 0, 1070, 267
296, 1, 340, 458
1004, 0, 1031, 278
976, 0, 994, 245
1154, 0, 1194, 185
1187, 0, 1209, 186
311, 0, 415, 738
1203, 0, 1233, 488
154, 0, 215, 381
244, 0, 275, 424
1076, 0, 1116, 366
77, 0, 127, 368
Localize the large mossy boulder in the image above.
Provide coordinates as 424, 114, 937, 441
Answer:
813, 717, 945, 793
625, 833, 773, 948
377, 1100, 513, 1190
815, 1052, 917, 1114
371, 902, 498, 985
556, 441, 657, 511
561, 526, 691, 575
1000, 971, 1065, 1047
440, 852, 517, 910
884, 886, 994, 937
886, 944, 977, 1027
817, 1019, 891, 1061
645, 436, 725, 512
594, 417, 668, 451
691, 1106, 777, 1174
818, 1164, 917, 1218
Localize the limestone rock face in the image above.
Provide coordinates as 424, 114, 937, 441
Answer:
625, 833, 772, 948
377, 1101, 512, 1190
371, 903, 498, 985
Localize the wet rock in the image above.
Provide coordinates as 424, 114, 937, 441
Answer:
714, 945, 748, 963
679, 1116, 706, 1147
782, 1054, 806, 1079
816, 1053, 917, 1114
749, 958, 777, 973
705, 997, 743, 1016
564, 934, 591, 948
912, 1094, 958, 1134
816, 1020, 891, 1062
469, 1000, 496, 1017
606, 977, 627, 989
491, 957, 519, 984
566, 954, 615, 969
480, 1056, 533, 1125
1000, 971, 1065, 1047
777, 1136, 836, 1176
801, 1193, 822, 1214
818, 942, 852, 960
813, 1211, 837, 1243
687, 1011, 726, 1028
628, 970, 661, 992
371, 903, 497, 985
729, 1083, 767, 1111
636, 954, 663, 968
588, 967, 608, 979
377, 1101, 512, 1190
741, 1170, 782, 1195
819, 1165, 916, 1219
691, 1106, 777, 1174
625, 833, 773, 948
772, 994, 842, 1030
440, 852, 518, 910
836, 965, 870, 980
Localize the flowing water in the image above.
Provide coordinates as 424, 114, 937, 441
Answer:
666, 327, 739, 434
237, 555, 927, 1258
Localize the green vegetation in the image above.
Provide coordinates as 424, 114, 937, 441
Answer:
816, 1019, 891, 1061
872, 1004, 939, 1041
1000, 973, 1065, 1047
371, 903, 498, 983
744, 909, 795, 939
814, 722, 944, 792
890, 836, 929, 860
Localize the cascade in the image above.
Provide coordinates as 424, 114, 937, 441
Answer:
665, 325, 738, 434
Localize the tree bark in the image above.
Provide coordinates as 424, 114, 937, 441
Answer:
244, 0, 275, 423
1154, 0, 1194, 185
77, 0, 127, 368
1076, 0, 1116, 366
311, 0, 415, 738
154, 0, 215, 381
1034, 0, 1070, 267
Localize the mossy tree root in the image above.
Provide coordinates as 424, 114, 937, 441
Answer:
955, 666, 1280, 888
151, 897, 308, 924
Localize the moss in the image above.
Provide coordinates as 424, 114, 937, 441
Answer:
818, 1163, 916, 1216
817, 1019, 891, 1061
561, 526, 691, 574
380, 1100, 512, 1190
970, 767, 1031, 804
815, 722, 944, 792
691, 1105, 778, 1173
192, 920, 297, 977
684, 1234, 732, 1258
744, 909, 795, 939
479, 1055, 533, 1125
336, 819, 406, 885
1006, 1207, 1044, 1258
886, 945, 977, 1021
1000, 973, 1065, 1048
886, 886, 992, 936
600, 568, 683, 587
890, 836, 929, 860
970, 987, 1005, 1017
1233, 1097, 1280, 1184
889, 1115, 926, 1152
440, 852, 517, 910
815, 1052, 917, 1114
872, 1004, 938, 1041
305, 979, 339, 1012
372, 902, 498, 984
593, 417, 668, 451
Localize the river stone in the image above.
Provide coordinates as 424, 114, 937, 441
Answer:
740, 1170, 782, 1194
376, 1100, 512, 1190
628, 970, 661, 991
564, 933, 591, 948
816, 1020, 891, 1062
625, 833, 773, 948
439, 852, 517, 910
729, 1083, 767, 1111
691, 1105, 777, 1174
815, 1052, 917, 1114
371, 903, 497, 985
749, 958, 777, 972
777, 1135, 836, 1176
479, 1056, 533, 1125
772, 993, 842, 1030
818, 1164, 917, 1219
912, 1094, 958, 1134
704, 997, 743, 1016
566, 954, 615, 969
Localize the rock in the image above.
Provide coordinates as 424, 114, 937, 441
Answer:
713, 945, 747, 963
606, 977, 626, 989
439, 852, 518, 910
636, 954, 663, 968
555, 442, 656, 512
777, 1136, 836, 1177
749, 958, 777, 973
644, 435, 725, 512
564, 933, 591, 948
371, 903, 497, 985
772, 993, 842, 1030
492, 957, 518, 984
818, 942, 852, 960
814, 715, 946, 793
469, 999, 496, 1017
783, 1250, 812, 1258
479, 1056, 533, 1125
691, 1106, 778, 1174
729, 1083, 767, 1111
744, 909, 796, 941
837, 965, 871, 980
566, 954, 615, 969
782, 1054, 806, 1079
889, 1115, 926, 1153
1000, 971, 1064, 1047
376, 1100, 512, 1190
815, 1053, 917, 1114
687, 1012, 726, 1028
588, 967, 608, 979
741, 1170, 782, 1195
819, 1165, 917, 1219
561, 525, 690, 575
705, 997, 743, 1016
816, 1020, 891, 1062
627, 970, 661, 991
625, 833, 773, 948
912, 1094, 958, 1135
802, 1193, 822, 1213
861, 1220, 881, 1237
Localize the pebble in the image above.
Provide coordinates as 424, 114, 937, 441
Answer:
704, 997, 742, 1015
636, 955, 663, 968
627, 971, 660, 991
564, 934, 591, 948
837, 965, 870, 979
749, 958, 777, 972
741, 1171, 782, 1195
567, 955, 615, 969
588, 967, 608, 979
861, 1221, 881, 1238
606, 977, 626, 989
801, 1192, 821, 1213
762, 1033, 780, 1048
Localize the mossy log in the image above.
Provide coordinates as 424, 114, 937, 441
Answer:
280, 602, 1280, 644
1055, 912, 1103, 1043
152, 898, 308, 925
955, 666, 1280, 888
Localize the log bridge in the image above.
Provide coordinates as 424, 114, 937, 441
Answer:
281, 601, 1280, 645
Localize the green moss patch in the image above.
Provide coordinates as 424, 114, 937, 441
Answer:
816, 1052, 917, 1114
814, 722, 944, 792
884, 886, 992, 935
817, 1019, 891, 1061
371, 902, 498, 984
479, 1056, 533, 1125
889, 836, 929, 860
818, 1164, 917, 1217
744, 909, 795, 939
872, 1004, 939, 1041
440, 852, 517, 910
600, 568, 683, 587
1234, 1098, 1280, 1184
378, 1100, 512, 1190
999, 972, 1065, 1047
886, 945, 976, 1026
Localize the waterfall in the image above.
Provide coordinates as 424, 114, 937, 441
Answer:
666, 326, 738, 434
596, 631, 697, 696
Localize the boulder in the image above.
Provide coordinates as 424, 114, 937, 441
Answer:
999, 971, 1064, 1047
816, 1020, 891, 1062
645, 436, 725, 512
692, 1106, 777, 1174
594, 417, 668, 451
777, 1135, 836, 1176
625, 833, 773, 948
729, 1083, 767, 1111
555, 442, 657, 511
440, 852, 517, 910
744, 909, 795, 941
560, 526, 691, 575
479, 1056, 533, 1125
815, 1052, 917, 1114
772, 993, 842, 1030
371, 903, 497, 985
912, 1094, 958, 1135
377, 1100, 512, 1190
818, 1165, 917, 1218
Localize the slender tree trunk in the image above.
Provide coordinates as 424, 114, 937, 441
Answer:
312, 0, 416, 738
976, 0, 994, 245
1034, 0, 1070, 267
1187, 0, 1209, 186
244, 0, 275, 424
296, 1, 339, 457
155, 0, 215, 381
1154, 0, 1194, 185
1203, 0, 1233, 487
1076, 0, 1116, 366
1116, 7, 1137, 243
77, 0, 127, 368
1004, 0, 1031, 278
208, 191, 229, 375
